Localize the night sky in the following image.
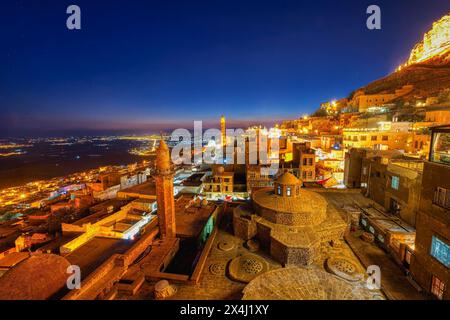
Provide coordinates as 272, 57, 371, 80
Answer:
1, 0, 449, 137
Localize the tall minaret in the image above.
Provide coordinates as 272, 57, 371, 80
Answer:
220, 115, 226, 146
155, 139, 176, 239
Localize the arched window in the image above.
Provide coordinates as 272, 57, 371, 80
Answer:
277, 185, 281, 195
286, 187, 291, 197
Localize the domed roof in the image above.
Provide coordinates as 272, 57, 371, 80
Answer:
276, 172, 301, 185
243, 267, 383, 300
216, 166, 225, 174
156, 139, 171, 171
0, 253, 71, 300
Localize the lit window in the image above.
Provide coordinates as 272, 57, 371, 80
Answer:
405, 250, 412, 265
277, 185, 281, 195
431, 276, 445, 300
369, 226, 375, 234
391, 176, 400, 190
361, 219, 367, 226
430, 131, 450, 165
286, 187, 291, 197
430, 236, 450, 268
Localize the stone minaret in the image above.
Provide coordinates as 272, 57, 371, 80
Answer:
155, 139, 176, 239
220, 115, 226, 146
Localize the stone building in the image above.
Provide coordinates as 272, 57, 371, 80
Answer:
246, 164, 274, 194
233, 172, 347, 266
344, 148, 368, 188
344, 148, 402, 189
384, 160, 423, 226
410, 125, 450, 300
203, 167, 234, 195
343, 121, 414, 152
202, 166, 248, 200
363, 157, 423, 227
282, 142, 316, 182
349, 85, 414, 112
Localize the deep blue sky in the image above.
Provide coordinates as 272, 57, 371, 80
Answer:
0, 0, 449, 137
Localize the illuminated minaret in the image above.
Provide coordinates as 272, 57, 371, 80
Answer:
220, 115, 226, 146
155, 139, 176, 239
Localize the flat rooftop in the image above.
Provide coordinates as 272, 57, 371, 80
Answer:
181, 173, 205, 187
174, 195, 217, 238
65, 237, 133, 280
118, 181, 157, 198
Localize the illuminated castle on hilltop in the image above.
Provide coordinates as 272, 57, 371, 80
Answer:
398, 13, 449, 70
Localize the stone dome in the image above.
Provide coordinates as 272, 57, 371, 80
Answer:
156, 139, 171, 172
0, 253, 71, 300
243, 267, 383, 300
252, 187, 328, 226
216, 166, 225, 174
276, 172, 301, 185
274, 172, 303, 198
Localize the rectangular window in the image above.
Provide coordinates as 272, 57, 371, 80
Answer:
360, 135, 367, 141
405, 250, 412, 265
391, 176, 400, 190
430, 236, 450, 268
382, 136, 388, 141
431, 276, 445, 300
430, 131, 450, 165
434, 187, 450, 209
371, 136, 377, 141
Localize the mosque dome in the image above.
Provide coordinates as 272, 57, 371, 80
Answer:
156, 139, 171, 172
276, 172, 301, 185
0, 253, 71, 300
273, 172, 303, 198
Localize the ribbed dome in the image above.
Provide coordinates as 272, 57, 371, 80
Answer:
276, 172, 301, 185
0, 253, 71, 300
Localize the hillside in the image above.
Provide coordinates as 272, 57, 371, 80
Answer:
350, 13, 450, 106
359, 55, 450, 104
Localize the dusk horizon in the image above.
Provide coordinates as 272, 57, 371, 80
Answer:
1, 0, 449, 137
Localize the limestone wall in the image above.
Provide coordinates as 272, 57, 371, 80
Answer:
232, 208, 257, 240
